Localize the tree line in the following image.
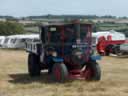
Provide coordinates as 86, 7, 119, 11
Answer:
1, 15, 128, 20
0, 21, 24, 36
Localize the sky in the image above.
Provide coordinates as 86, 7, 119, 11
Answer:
0, 0, 128, 17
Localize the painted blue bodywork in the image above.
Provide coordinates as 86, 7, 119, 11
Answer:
52, 57, 64, 62
90, 55, 101, 61
45, 55, 64, 64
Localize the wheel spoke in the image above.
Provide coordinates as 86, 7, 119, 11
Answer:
54, 66, 61, 81
84, 67, 93, 80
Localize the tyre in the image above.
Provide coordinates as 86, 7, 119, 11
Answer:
51, 63, 68, 82
84, 61, 101, 81
28, 53, 41, 77
99, 52, 105, 56
105, 51, 110, 56
105, 45, 113, 56
114, 46, 122, 56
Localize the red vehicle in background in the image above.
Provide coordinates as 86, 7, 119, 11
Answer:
92, 31, 128, 56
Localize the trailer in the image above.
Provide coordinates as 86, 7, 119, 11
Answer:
2, 36, 12, 48
10, 34, 39, 49
0, 36, 6, 48
2, 34, 39, 49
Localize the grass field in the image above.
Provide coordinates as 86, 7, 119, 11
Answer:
0, 49, 128, 96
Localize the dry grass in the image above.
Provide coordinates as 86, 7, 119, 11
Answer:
0, 49, 128, 96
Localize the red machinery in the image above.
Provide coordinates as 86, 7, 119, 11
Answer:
97, 35, 128, 55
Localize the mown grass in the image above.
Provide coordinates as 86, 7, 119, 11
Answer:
0, 49, 128, 96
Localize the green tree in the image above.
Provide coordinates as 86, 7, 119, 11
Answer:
0, 21, 24, 35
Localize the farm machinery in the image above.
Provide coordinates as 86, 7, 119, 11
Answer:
26, 20, 101, 82
114, 41, 128, 56
92, 31, 128, 56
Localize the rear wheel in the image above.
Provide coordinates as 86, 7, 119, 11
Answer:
105, 45, 113, 56
114, 46, 122, 56
99, 52, 105, 56
105, 51, 110, 56
28, 53, 41, 77
51, 63, 68, 82
84, 61, 101, 81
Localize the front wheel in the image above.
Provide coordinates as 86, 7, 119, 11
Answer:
28, 53, 41, 77
51, 63, 68, 82
84, 61, 101, 81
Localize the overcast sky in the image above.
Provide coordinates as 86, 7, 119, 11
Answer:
0, 0, 127, 17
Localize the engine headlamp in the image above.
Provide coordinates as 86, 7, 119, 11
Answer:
52, 51, 57, 57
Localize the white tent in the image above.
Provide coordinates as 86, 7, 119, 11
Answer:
3, 34, 39, 49
0, 36, 6, 47
92, 30, 126, 45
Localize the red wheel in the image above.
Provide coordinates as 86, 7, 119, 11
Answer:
84, 61, 101, 81
51, 63, 68, 82
54, 65, 61, 81
84, 66, 94, 80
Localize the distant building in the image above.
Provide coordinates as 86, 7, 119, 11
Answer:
18, 20, 36, 25
31, 18, 64, 23
93, 18, 128, 24
93, 18, 116, 23
0, 18, 6, 22
115, 19, 128, 24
